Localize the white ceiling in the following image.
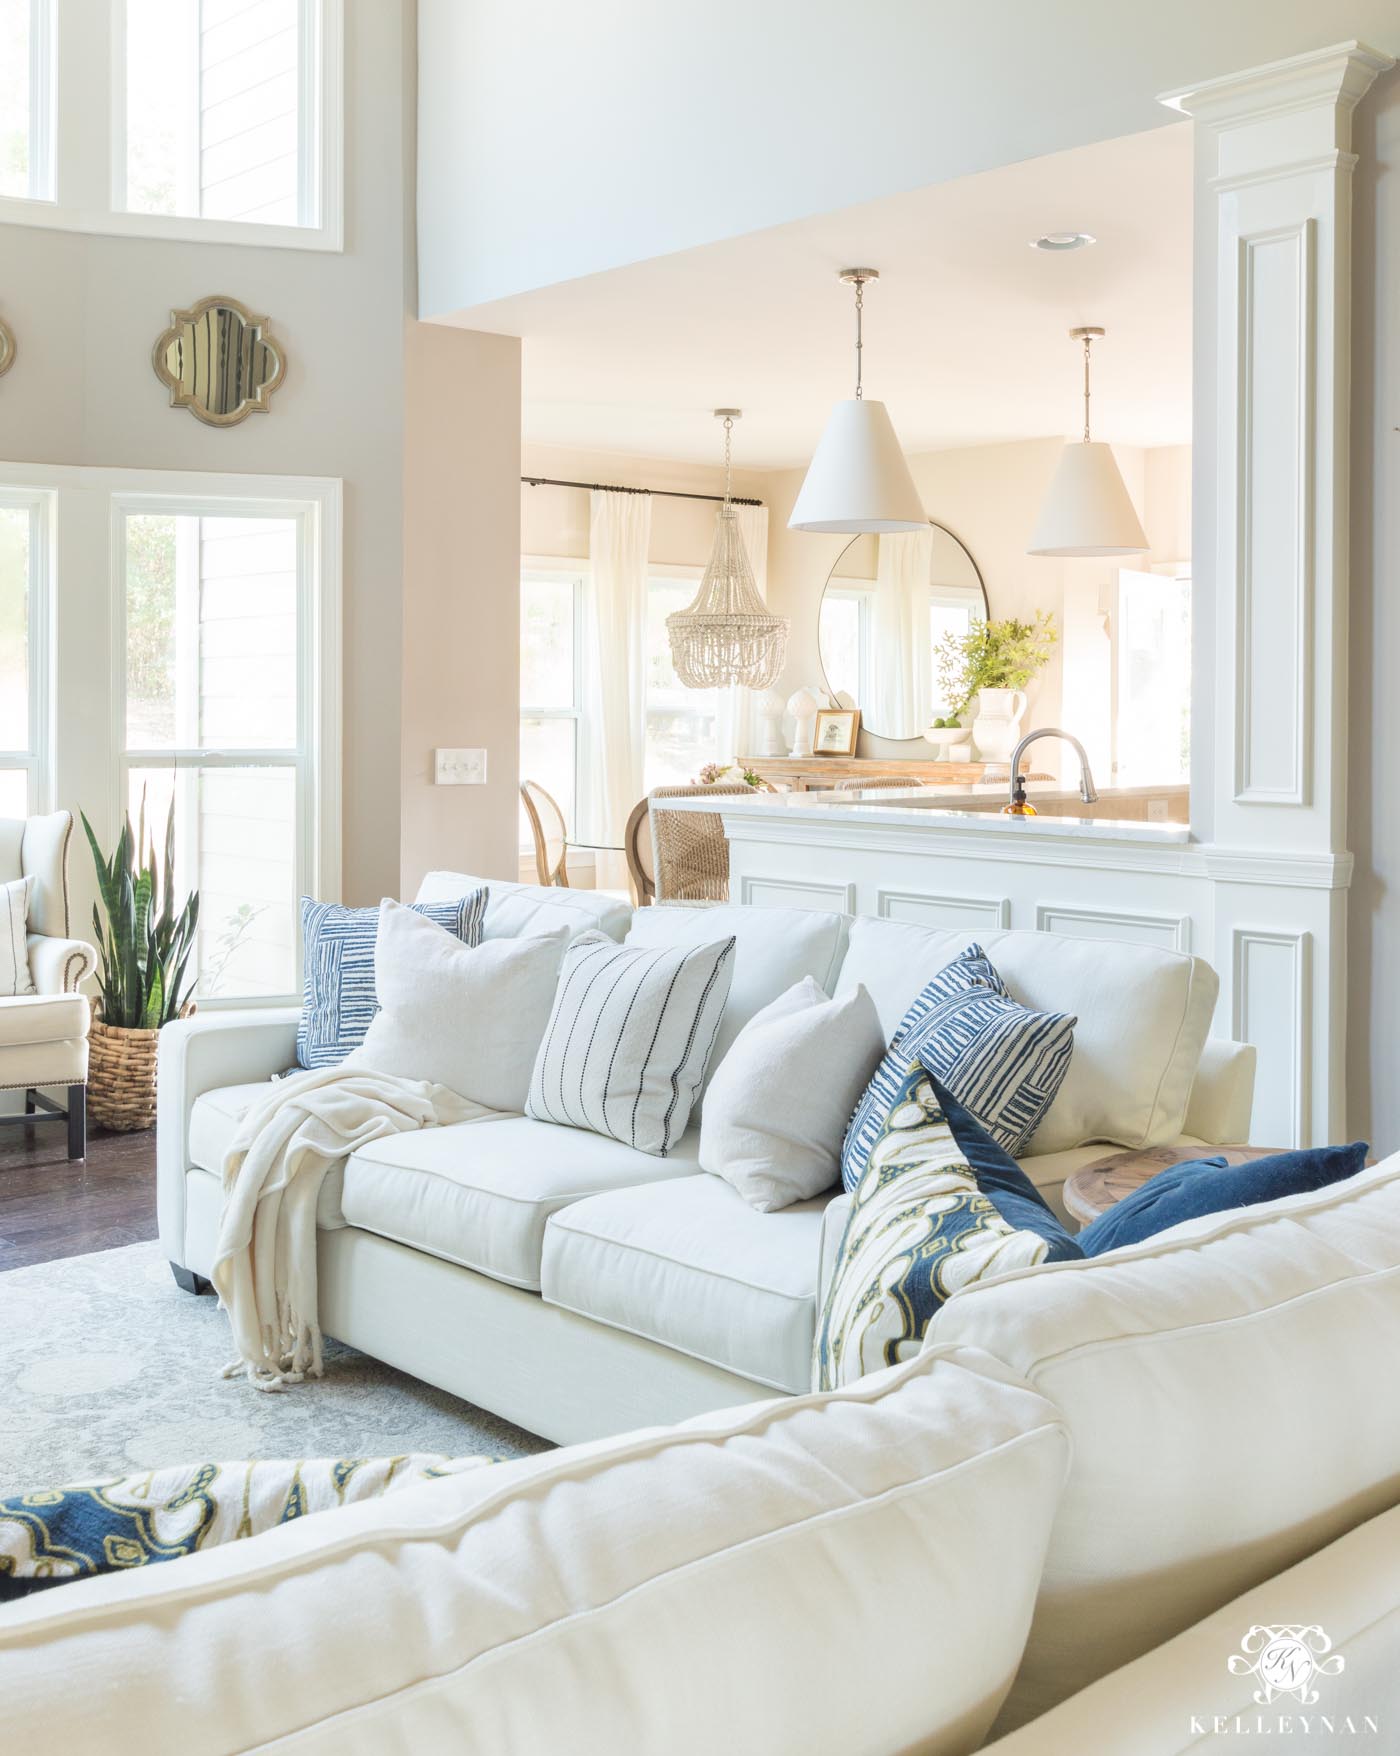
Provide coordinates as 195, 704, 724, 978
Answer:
447, 122, 1194, 471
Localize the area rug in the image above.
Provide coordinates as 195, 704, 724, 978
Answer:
0, 1243, 550, 1498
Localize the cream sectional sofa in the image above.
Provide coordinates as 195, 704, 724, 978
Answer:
157, 872, 1257, 1445
11, 1153, 1400, 1754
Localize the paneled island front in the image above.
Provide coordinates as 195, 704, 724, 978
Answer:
654, 786, 1347, 1154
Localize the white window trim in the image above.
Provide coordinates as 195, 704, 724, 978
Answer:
0, 484, 55, 815
0, 0, 344, 251
0, 460, 341, 1006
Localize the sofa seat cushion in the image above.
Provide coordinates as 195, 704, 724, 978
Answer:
935, 1152, 1400, 1736
834, 918, 1218, 1155
187, 1082, 350, 1230
0, 991, 87, 1048
341, 1116, 701, 1291
542, 1175, 828, 1393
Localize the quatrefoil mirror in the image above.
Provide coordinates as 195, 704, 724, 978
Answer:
152, 295, 285, 426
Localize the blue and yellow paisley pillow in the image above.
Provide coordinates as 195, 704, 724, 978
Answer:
815, 1066, 1067, 1391
0, 1453, 492, 1601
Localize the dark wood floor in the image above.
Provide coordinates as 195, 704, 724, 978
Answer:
0, 1119, 158, 1271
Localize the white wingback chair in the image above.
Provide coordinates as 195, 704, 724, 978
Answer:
0, 812, 97, 1158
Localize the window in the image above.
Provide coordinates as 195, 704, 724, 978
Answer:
122, 0, 319, 227
519, 568, 582, 848
0, 486, 50, 815
116, 499, 327, 1000
0, 0, 340, 246
0, 0, 52, 201
644, 571, 721, 788
0, 463, 338, 1004
1115, 567, 1191, 786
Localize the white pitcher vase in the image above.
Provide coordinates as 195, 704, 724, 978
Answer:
971, 687, 1028, 762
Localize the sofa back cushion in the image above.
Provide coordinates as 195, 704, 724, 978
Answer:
415, 870, 633, 942
0, 1348, 1069, 1756
935, 1154, 1400, 1735
624, 903, 850, 1088
834, 918, 1217, 1153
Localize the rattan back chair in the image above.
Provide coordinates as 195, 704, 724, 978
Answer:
834, 775, 928, 792
645, 783, 754, 905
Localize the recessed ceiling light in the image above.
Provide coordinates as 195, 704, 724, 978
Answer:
1030, 231, 1096, 252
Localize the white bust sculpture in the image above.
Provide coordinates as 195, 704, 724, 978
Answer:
786, 688, 819, 758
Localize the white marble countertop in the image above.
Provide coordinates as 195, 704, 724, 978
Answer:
654, 786, 1194, 846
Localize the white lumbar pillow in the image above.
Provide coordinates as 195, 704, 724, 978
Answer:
701, 977, 885, 1212
1, 874, 35, 997
355, 899, 568, 1111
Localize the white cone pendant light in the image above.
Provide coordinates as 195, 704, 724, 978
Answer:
1028, 327, 1148, 557
789, 268, 927, 534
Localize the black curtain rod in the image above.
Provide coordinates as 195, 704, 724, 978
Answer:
522, 475, 763, 508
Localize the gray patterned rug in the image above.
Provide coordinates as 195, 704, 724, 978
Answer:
0, 1243, 550, 1498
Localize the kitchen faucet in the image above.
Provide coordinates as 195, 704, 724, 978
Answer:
1006, 728, 1099, 814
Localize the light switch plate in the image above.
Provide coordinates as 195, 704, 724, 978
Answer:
434, 748, 487, 785
1146, 797, 1169, 822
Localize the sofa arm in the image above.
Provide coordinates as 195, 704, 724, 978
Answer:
1183, 1037, 1258, 1144
156, 1009, 299, 1266
27, 933, 97, 995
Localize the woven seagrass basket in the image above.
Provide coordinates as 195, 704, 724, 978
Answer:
88, 1000, 194, 1132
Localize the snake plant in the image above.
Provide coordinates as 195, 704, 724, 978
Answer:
82, 797, 200, 1030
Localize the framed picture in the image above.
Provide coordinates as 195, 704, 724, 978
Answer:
814, 707, 860, 756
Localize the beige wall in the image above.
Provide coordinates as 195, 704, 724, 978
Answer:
0, 2, 414, 909
400, 322, 522, 896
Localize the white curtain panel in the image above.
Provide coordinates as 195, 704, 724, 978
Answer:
582, 489, 652, 887
714, 500, 770, 763
871, 525, 934, 739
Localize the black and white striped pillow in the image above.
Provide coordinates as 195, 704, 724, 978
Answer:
1, 875, 35, 997
526, 930, 736, 1156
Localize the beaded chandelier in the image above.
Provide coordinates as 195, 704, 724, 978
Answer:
667, 410, 789, 689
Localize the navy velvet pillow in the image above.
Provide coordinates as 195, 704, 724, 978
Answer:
928, 1073, 1084, 1263
1077, 1141, 1370, 1257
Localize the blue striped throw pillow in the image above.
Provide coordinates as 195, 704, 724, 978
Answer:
840, 944, 1074, 1187
296, 890, 488, 1068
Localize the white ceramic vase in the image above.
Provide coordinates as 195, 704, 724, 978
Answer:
971, 687, 1028, 762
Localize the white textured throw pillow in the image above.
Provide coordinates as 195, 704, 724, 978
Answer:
701, 977, 885, 1212
354, 900, 569, 1111
1, 874, 35, 997
527, 929, 736, 1156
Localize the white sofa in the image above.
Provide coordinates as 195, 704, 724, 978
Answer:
11, 1152, 1400, 1754
157, 872, 1257, 1445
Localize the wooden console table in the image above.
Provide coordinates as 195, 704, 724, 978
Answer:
741, 756, 1047, 793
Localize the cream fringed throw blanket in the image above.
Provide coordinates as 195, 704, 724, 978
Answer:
214, 1065, 488, 1390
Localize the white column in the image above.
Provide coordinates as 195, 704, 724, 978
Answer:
1164, 42, 1392, 1145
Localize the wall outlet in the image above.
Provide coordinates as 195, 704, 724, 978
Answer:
434, 748, 488, 785
1146, 797, 1169, 822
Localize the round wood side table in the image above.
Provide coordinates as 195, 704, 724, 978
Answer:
1062, 1144, 1281, 1229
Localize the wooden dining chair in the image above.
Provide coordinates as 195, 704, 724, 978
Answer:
520, 780, 570, 887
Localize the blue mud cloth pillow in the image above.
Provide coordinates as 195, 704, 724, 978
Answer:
1077, 1141, 1370, 1256
929, 1074, 1084, 1262
296, 890, 488, 1068
841, 943, 1075, 1190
